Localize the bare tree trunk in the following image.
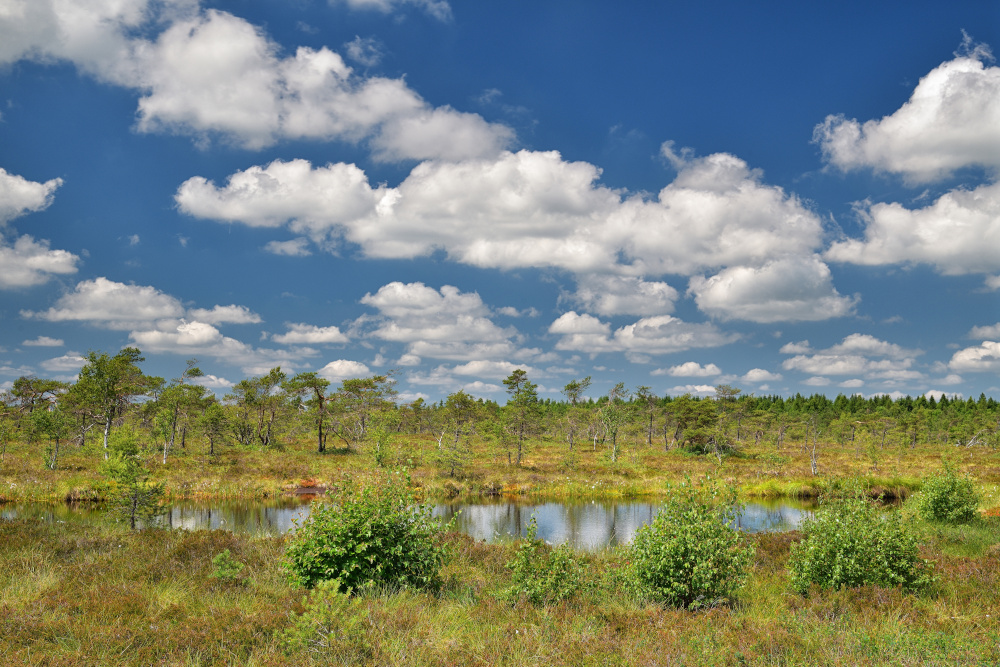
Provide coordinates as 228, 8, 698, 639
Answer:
103, 417, 112, 460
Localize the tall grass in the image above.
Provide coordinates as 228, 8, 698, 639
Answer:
2, 428, 995, 504
2, 517, 1000, 665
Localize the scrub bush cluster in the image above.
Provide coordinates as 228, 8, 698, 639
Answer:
501, 514, 584, 605
789, 493, 934, 593
915, 462, 981, 523
283, 472, 451, 592
626, 478, 755, 609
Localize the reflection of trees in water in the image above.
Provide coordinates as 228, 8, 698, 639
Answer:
159, 501, 310, 534
6, 499, 813, 546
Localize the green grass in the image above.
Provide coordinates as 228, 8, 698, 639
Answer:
1, 517, 1000, 665
3, 429, 996, 505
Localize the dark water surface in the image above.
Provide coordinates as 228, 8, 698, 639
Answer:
2, 497, 814, 549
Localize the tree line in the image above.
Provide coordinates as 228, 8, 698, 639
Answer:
3, 348, 999, 474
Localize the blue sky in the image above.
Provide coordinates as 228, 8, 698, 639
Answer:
2, 0, 1000, 402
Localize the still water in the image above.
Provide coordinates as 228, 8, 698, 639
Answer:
2, 497, 814, 550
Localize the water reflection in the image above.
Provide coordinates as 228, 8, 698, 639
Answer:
434, 499, 813, 550
3, 497, 814, 549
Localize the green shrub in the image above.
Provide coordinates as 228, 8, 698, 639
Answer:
626, 478, 754, 609
283, 472, 450, 592
789, 493, 934, 594
281, 578, 372, 661
500, 514, 584, 605
915, 462, 980, 523
209, 549, 245, 582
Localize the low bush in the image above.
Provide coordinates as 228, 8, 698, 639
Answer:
626, 477, 754, 609
210, 549, 245, 582
500, 514, 584, 605
281, 578, 373, 661
283, 471, 450, 592
915, 462, 980, 523
789, 493, 934, 594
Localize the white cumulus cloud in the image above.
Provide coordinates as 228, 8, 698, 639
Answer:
825, 179, 1000, 275
549, 311, 738, 359
22, 336, 64, 347
318, 359, 371, 382
187, 304, 261, 324
782, 334, 923, 380
333, 0, 452, 22
23, 277, 185, 329
689, 256, 856, 322
948, 341, 1000, 373
1, 3, 507, 159
742, 368, 782, 383
358, 282, 519, 361
0, 235, 80, 288
968, 323, 1000, 339
651, 361, 722, 377
815, 46, 1000, 182
272, 324, 349, 345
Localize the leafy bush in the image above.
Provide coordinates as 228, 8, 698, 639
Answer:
210, 549, 245, 582
500, 514, 584, 605
789, 493, 934, 594
283, 472, 450, 592
915, 462, 980, 523
281, 578, 372, 661
100, 428, 165, 530
626, 478, 754, 609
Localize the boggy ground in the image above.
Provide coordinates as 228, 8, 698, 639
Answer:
1, 516, 999, 666
3, 431, 1000, 505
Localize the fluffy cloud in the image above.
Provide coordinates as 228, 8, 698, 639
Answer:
742, 368, 782, 383
187, 304, 261, 324
0, 168, 63, 224
130, 320, 313, 374
948, 341, 1000, 373
140, 11, 511, 157
0, 0, 158, 82
358, 282, 519, 361
176, 159, 382, 238
192, 373, 234, 389
404, 365, 506, 393
688, 256, 856, 322
317, 359, 371, 382
825, 180, 1000, 275
179, 151, 827, 292
651, 361, 722, 377
450, 360, 532, 379
815, 47, 1000, 182
343, 36, 384, 67
39, 352, 87, 373
618, 153, 823, 276
0, 235, 80, 288
334, 0, 452, 22
271, 324, 349, 345
0, 168, 79, 288
571, 275, 678, 317
549, 311, 738, 358
666, 384, 715, 396
2, 4, 508, 159
23, 277, 185, 328
264, 238, 312, 256
969, 323, 1000, 339
782, 334, 923, 379
22, 336, 64, 347
22, 278, 266, 331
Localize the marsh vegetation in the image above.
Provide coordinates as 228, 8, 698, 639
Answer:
3, 355, 1000, 664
